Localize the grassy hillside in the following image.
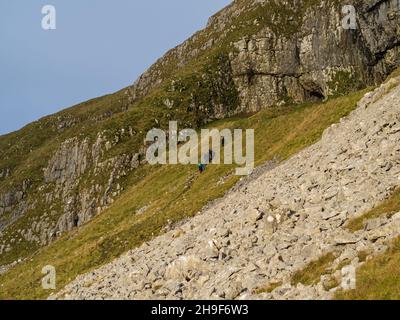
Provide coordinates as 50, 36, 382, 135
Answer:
0, 88, 367, 299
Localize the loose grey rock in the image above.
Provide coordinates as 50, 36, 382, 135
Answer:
51, 79, 400, 300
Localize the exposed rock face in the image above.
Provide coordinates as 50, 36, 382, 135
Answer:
44, 137, 90, 185
128, 0, 400, 114
39, 135, 142, 239
0, 180, 30, 232
0, 132, 143, 257
231, 0, 400, 112
52, 78, 400, 300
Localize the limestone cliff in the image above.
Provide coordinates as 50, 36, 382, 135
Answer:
128, 0, 400, 112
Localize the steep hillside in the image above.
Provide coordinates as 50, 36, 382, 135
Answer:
50, 76, 400, 300
0, 85, 370, 299
51, 76, 400, 300
0, 0, 399, 299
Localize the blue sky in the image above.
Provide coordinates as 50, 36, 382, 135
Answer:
0, 0, 231, 135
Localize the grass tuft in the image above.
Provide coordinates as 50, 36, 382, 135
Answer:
291, 252, 336, 286
346, 188, 400, 232
254, 281, 283, 294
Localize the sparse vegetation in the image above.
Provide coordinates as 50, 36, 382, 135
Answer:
0, 88, 366, 299
327, 70, 360, 97
254, 281, 283, 294
357, 250, 369, 263
346, 188, 400, 232
336, 236, 400, 300
323, 276, 340, 291
291, 252, 337, 286
335, 185, 400, 300
280, 173, 400, 299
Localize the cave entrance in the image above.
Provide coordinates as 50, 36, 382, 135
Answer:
308, 89, 325, 101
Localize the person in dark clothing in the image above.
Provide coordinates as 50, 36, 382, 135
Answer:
198, 163, 206, 173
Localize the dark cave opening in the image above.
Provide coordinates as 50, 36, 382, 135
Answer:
308, 89, 325, 101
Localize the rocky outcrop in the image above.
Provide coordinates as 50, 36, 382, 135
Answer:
40, 134, 143, 239
0, 130, 144, 260
44, 137, 91, 186
52, 78, 400, 300
236, 0, 400, 112
0, 180, 31, 232
128, 0, 400, 115
126, 0, 247, 104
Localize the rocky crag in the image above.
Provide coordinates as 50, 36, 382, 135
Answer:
53, 78, 400, 300
0, 0, 399, 283
129, 0, 400, 113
